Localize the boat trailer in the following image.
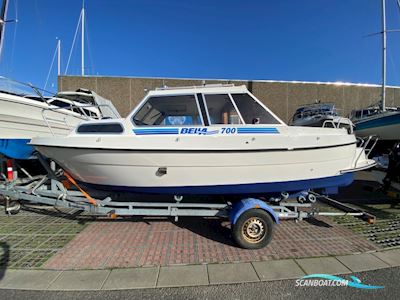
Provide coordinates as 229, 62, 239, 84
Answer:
0, 157, 376, 249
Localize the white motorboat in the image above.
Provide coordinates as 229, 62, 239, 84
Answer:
31, 84, 376, 196
0, 77, 119, 159
290, 102, 354, 133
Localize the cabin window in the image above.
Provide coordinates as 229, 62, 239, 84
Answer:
231, 93, 280, 124
203, 94, 242, 125
49, 100, 72, 108
81, 108, 99, 118
72, 107, 82, 114
132, 95, 202, 126
77, 123, 123, 133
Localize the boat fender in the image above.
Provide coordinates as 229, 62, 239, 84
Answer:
230, 198, 279, 225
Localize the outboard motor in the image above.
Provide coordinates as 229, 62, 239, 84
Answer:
383, 142, 400, 191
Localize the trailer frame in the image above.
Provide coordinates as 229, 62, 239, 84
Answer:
0, 158, 376, 248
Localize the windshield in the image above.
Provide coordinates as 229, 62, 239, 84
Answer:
133, 94, 203, 126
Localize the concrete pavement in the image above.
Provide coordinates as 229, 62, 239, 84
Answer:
1, 267, 398, 300
0, 248, 398, 291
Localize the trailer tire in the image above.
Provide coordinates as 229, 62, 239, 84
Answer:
232, 209, 274, 249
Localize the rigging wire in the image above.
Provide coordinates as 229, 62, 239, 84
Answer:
64, 9, 82, 74
0, 0, 18, 76
388, 49, 399, 87
84, 14, 94, 75
0, 0, 10, 65
9, 0, 17, 74
397, 0, 400, 16
43, 40, 58, 91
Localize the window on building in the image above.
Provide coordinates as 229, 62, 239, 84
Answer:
231, 93, 280, 124
203, 94, 242, 125
132, 95, 202, 126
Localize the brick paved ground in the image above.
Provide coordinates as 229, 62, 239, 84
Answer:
0, 206, 89, 269
43, 216, 379, 270
1, 172, 398, 271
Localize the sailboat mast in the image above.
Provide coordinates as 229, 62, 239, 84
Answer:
0, 0, 9, 62
81, 3, 85, 76
381, 0, 387, 111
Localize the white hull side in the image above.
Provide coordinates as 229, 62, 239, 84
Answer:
36, 144, 359, 188
0, 95, 85, 139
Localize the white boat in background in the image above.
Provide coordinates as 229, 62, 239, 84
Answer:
290, 102, 354, 133
32, 84, 376, 196
0, 0, 118, 159
55, 88, 121, 120
0, 77, 119, 159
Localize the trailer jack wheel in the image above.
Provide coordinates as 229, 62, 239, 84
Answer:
232, 209, 274, 249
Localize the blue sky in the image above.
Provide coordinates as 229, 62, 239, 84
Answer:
0, 0, 400, 91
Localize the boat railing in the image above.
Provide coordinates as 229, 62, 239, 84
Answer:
41, 109, 78, 136
321, 120, 335, 128
41, 103, 120, 136
354, 135, 379, 168
322, 117, 354, 134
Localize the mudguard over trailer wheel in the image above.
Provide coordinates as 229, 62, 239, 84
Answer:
232, 208, 275, 249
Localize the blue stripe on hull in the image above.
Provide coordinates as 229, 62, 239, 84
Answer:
82, 173, 353, 195
355, 112, 400, 131
0, 139, 34, 159
237, 128, 279, 134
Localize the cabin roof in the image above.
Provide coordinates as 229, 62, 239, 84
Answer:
147, 84, 248, 96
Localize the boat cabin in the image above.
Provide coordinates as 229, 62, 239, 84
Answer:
290, 103, 337, 124
130, 84, 283, 127
349, 107, 381, 122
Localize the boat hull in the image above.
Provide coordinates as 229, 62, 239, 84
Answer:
82, 173, 354, 195
35, 143, 361, 195
354, 111, 400, 140
0, 99, 82, 139
0, 94, 84, 158
0, 139, 33, 159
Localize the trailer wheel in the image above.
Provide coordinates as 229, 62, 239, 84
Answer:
232, 209, 274, 249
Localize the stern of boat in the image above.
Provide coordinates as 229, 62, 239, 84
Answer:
341, 138, 377, 173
